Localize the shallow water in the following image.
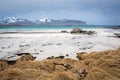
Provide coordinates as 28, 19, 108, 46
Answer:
0, 25, 111, 31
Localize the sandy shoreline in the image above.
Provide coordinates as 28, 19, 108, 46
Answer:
0, 28, 120, 60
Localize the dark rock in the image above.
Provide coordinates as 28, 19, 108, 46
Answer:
55, 55, 65, 59
8, 45, 11, 48
40, 50, 44, 52
56, 43, 62, 46
47, 55, 65, 59
82, 48, 87, 50
114, 33, 120, 37
1, 47, 5, 49
79, 46, 93, 50
0, 60, 17, 65
34, 49, 37, 51
61, 30, 68, 33
33, 53, 39, 55
71, 28, 82, 33
87, 31, 96, 35
16, 53, 30, 56
19, 45, 24, 47
47, 43, 53, 45
42, 44, 47, 46
88, 42, 92, 44
6, 60, 16, 65
72, 37, 75, 39
59, 63, 64, 66
71, 28, 96, 35
64, 64, 72, 69
47, 56, 54, 59
25, 44, 30, 46
66, 54, 69, 57
33, 57, 36, 60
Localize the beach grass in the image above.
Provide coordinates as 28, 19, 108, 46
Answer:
0, 47, 120, 80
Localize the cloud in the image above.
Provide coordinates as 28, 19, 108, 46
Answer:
0, 0, 120, 25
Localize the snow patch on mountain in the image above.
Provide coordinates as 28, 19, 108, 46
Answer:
0, 17, 17, 24
37, 18, 51, 23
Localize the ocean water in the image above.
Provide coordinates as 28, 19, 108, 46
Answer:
0, 25, 111, 31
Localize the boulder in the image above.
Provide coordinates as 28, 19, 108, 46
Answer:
71, 28, 82, 33
114, 33, 120, 37
71, 28, 96, 35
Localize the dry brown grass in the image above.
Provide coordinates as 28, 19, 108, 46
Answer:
0, 47, 120, 80
77, 47, 120, 80
0, 60, 8, 71
84, 67, 117, 80
76, 52, 88, 60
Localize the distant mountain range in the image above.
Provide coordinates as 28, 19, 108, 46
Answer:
0, 17, 86, 26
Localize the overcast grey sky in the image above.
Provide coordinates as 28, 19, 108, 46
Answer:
0, 0, 120, 25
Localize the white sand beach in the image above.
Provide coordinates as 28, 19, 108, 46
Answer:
0, 29, 120, 60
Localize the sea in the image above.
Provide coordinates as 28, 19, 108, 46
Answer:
0, 25, 113, 31
0, 25, 119, 33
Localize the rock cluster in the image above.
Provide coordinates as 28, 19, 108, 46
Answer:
71, 28, 96, 35
61, 30, 68, 33
114, 33, 120, 37
47, 55, 65, 59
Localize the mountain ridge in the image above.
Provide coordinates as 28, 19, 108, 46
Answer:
0, 17, 86, 26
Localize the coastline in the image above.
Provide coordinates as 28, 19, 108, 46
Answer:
0, 27, 120, 80
0, 28, 120, 60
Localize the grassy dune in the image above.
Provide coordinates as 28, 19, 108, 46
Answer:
0, 47, 120, 80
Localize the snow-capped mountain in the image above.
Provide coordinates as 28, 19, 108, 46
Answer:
36, 18, 51, 23
0, 17, 17, 24
0, 17, 34, 25
4, 17, 17, 23
36, 18, 86, 25
0, 17, 86, 26
50, 19, 86, 25
13, 19, 34, 25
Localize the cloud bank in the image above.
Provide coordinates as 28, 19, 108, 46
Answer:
0, 0, 120, 25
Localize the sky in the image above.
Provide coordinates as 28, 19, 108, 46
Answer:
0, 0, 120, 25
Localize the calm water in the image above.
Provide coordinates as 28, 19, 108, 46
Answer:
0, 25, 113, 31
